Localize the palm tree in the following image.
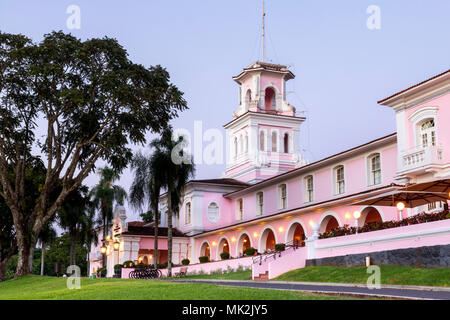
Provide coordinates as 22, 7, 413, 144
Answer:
129, 151, 165, 266
151, 130, 195, 277
58, 185, 97, 267
90, 167, 126, 267
38, 221, 57, 276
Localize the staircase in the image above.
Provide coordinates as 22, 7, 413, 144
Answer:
254, 271, 268, 281
251, 241, 307, 280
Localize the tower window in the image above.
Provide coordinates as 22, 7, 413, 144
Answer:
185, 202, 191, 225
259, 131, 266, 152
279, 184, 287, 209
236, 199, 244, 221
271, 131, 278, 152
283, 133, 289, 153
265, 87, 276, 110
368, 154, 381, 186
245, 89, 252, 111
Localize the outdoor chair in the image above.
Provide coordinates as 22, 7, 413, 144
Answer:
175, 267, 188, 277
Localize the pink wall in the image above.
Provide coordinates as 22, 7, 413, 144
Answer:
140, 237, 168, 250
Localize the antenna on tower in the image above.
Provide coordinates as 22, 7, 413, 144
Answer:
262, 0, 266, 62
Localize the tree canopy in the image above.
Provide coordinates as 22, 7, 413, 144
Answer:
0, 31, 187, 276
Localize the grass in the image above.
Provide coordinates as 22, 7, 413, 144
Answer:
274, 265, 450, 287
0, 275, 358, 300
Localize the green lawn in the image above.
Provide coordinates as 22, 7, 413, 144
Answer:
0, 275, 356, 300
274, 266, 450, 287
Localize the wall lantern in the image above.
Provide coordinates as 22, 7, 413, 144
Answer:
308, 220, 315, 227
113, 241, 120, 251
138, 256, 143, 264
344, 212, 351, 220
231, 236, 236, 242
100, 245, 107, 254
278, 227, 284, 232
353, 211, 361, 219
253, 232, 258, 238
212, 241, 217, 247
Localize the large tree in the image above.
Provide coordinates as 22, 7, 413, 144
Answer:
0, 31, 187, 277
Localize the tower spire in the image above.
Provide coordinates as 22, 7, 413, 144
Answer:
262, 0, 266, 62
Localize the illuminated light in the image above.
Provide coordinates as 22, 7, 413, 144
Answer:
353, 211, 361, 219
344, 212, 352, 220
113, 241, 120, 250
212, 241, 217, 247
106, 235, 111, 240
223, 243, 228, 247
396, 202, 406, 211
278, 227, 284, 232
308, 220, 315, 227
100, 245, 107, 254
138, 256, 143, 263
253, 232, 258, 238
448, 192, 450, 198
149, 255, 153, 259
231, 237, 236, 242
243, 239, 247, 243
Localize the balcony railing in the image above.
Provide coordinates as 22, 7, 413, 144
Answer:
400, 145, 444, 172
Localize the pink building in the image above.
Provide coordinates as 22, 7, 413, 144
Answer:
90, 64, 450, 279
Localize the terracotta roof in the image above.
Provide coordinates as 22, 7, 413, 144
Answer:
121, 225, 185, 237
378, 69, 450, 104
127, 221, 149, 227
190, 178, 250, 187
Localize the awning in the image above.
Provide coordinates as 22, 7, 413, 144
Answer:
405, 177, 450, 194
353, 190, 449, 208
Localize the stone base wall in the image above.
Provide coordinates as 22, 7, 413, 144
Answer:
306, 244, 450, 268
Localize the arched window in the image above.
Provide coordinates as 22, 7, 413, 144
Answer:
279, 184, 287, 209
368, 153, 381, 186
256, 192, 264, 216
419, 119, 436, 147
185, 202, 191, 225
245, 89, 252, 110
283, 133, 289, 153
265, 87, 276, 110
271, 131, 278, 152
259, 131, 265, 152
304, 175, 314, 203
334, 165, 345, 195
207, 202, 220, 223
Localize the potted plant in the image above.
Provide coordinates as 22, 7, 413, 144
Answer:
123, 260, 134, 268
244, 247, 256, 256
113, 264, 123, 278
220, 252, 230, 260
181, 259, 190, 265
199, 256, 209, 263
275, 243, 286, 252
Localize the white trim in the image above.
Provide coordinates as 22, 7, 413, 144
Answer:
258, 226, 278, 253
199, 240, 211, 259
216, 236, 231, 259
236, 231, 253, 257
206, 201, 221, 224
285, 219, 308, 242
358, 205, 386, 226
318, 212, 342, 234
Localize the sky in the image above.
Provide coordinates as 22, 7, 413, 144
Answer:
1, 0, 449, 222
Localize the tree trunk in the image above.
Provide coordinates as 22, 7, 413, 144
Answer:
40, 243, 45, 276
0, 260, 6, 282
167, 189, 173, 277
15, 236, 34, 278
153, 199, 159, 267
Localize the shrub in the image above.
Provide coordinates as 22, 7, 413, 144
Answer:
275, 243, 286, 252
220, 252, 230, 260
123, 260, 134, 268
96, 267, 106, 277
244, 247, 256, 256
199, 256, 209, 263
156, 262, 168, 269
181, 259, 190, 265
114, 264, 123, 270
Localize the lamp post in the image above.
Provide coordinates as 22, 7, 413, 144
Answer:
396, 202, 406, 220
353, 210, 361, 234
